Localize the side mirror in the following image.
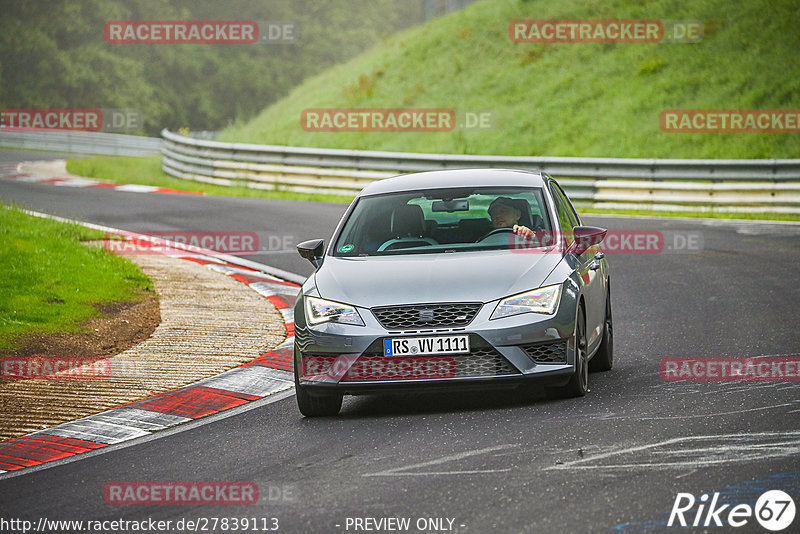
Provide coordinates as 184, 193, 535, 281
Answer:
297, 239, 325, 268
572, 226, 607, 255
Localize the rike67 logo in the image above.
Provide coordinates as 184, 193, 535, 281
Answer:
669, 490, 795, 531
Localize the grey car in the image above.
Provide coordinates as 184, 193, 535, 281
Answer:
293, 169, 613, 416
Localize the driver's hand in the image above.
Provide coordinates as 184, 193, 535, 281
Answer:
513, 225, 533, 238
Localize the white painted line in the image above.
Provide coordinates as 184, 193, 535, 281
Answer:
367, 469, 514, 476
255, 367, 294, 381
32, 426, 138, 445
14, 175, 53, 183
206, 264, 250, 276
52, 178, 101, 187
364, 444, 517, 477
88, 408, 191, 431
636, 402, 796, 420
546, 431, 800, 471
205, 263, 284, 280
198, 366, 294, 398
87, 414, 169, 432
113, 184, 160, 193
275, 337, 294, 350
248, 282, 276, 298
215, 254, 307, 285
39, 419, 151, 444
248, 280, 301, 299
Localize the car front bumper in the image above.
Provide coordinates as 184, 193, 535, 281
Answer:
294, 292, 579, 396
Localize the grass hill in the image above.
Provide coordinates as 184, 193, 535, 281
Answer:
220, 0, 800, 159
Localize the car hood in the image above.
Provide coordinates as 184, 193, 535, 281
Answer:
312, 251, 562, 307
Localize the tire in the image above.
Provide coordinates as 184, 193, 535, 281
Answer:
589, 289, 613, 372
294, 350, 343, 417
552, 305, 589, 398
295, 383, 343, 417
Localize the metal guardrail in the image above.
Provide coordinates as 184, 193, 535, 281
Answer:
161, 129, 800, 180
0, 130, 161, 156
160, 129, 800, 213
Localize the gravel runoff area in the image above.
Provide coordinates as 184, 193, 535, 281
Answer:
0, 253, 287, 441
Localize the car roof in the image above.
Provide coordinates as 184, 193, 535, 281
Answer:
358, 168, 548, 196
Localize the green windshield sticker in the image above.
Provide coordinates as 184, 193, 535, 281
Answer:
340, 244, 354, 253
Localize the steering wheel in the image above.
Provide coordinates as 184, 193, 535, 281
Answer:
476, 227, 514, 242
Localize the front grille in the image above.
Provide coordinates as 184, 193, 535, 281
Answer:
521, 341, 568, 364
372, 303, 482, 330
340, 345, 519, 382
455, 347, 518, 377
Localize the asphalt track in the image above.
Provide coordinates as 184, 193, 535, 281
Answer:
1, 150, 799, 533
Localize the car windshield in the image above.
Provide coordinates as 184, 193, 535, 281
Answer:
332, 186, 552, 256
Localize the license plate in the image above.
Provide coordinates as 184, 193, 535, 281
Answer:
383, 335, 469, 356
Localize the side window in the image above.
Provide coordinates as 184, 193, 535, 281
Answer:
550, 186, 574, 247
552, 182, 582, 226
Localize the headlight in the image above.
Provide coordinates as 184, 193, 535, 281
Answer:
490, 284, 562, 319
305, 296, 365, 326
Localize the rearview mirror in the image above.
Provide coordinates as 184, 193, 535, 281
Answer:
297, 238, 325, 268
572, 226, 607, 255
432, 199, 469, 212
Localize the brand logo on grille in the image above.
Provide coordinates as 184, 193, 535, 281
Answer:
419, 309, 434, 322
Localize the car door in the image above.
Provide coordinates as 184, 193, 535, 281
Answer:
550, 181, 606, 353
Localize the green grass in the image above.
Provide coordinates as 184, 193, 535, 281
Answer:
220, 0, 800, 159
65, 156, 354, 204
0, 204, 154, 352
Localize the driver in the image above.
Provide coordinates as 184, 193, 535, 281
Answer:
488, 197, 534, 237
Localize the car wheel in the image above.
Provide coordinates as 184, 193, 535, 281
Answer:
552, 305, 588, 398
293, 358, 343, 417
295, 385, 343, 417
589, 289, 613, 372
